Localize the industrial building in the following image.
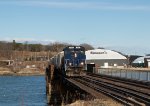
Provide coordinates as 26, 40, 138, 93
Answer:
131, 55, 150, 68
86, 49, 128, 68
144, 55, 150, 68
132, 57, 145, 67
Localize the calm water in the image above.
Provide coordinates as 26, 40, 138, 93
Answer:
0, 76, 47, 106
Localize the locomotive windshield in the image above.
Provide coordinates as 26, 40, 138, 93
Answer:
64, 46, 85, 59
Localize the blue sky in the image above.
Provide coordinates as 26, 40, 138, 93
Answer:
0, 0, 150, 55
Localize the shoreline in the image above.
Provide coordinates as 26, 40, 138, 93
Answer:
0, 67, 45, 76
0, 72, 45, 76
0, 67, 150, 76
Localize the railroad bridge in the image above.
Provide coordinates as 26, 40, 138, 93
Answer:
46, 65, 150, 106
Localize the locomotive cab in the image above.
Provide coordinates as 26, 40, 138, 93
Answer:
63, 46, 86, 76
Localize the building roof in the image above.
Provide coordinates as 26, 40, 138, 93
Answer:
133, 57, 144, 63
145, 55, 150, 58
125, 55, 143, 64
86, 49, 127, 60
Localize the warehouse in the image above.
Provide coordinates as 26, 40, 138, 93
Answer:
144, 55, 150, 68
131, 55, 150, 68
132, 57, 144, 67
86, 49, 128, 68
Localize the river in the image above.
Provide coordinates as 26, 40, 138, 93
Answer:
0, 76, 47, 106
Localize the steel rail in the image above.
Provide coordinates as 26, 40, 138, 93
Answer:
73, 78, 143, 106
87, 73, 150, 89
85, 75, 150, 96
81, 76, 150, 105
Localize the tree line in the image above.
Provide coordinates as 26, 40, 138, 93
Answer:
0, 40, 107, 61
0, 41, 95, 52
0, 40, 96, 60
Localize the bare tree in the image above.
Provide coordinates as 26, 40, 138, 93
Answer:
80, 43, 94, 51
0, 41, 13, 60
48, 42, 70, 52
97, 47, 105, 49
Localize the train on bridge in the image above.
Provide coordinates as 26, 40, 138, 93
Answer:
50, 46, 86, 77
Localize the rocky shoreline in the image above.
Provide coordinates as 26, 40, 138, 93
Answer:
0, 67, 45, 76
1, 67, 149, 76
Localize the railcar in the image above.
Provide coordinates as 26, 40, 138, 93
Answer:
50, 46, 86, 77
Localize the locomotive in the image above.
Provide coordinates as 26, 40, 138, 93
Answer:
50, 46, 86, 77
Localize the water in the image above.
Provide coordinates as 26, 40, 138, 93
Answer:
0, 76, 47, 106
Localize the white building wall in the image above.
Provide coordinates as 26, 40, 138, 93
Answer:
86, 49, 127, 60
86, 49, 127, 68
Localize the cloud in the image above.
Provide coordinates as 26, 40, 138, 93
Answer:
0, 1, 150, 11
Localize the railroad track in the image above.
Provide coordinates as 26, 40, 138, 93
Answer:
69, 74, 150, 106
87, 73, 150, 89
87, 73, 150, 97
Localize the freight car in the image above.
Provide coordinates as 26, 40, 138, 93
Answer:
50, 46, 86, 77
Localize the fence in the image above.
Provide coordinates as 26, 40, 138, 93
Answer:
93, 68, 150, 82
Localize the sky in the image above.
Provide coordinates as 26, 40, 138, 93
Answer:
0, 0, 150, 55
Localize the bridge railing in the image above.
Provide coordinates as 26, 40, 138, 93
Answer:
93, 67, 150, 82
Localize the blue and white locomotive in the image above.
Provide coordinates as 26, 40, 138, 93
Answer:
50, 46, 86, 76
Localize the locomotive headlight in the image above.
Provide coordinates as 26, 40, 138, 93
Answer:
69, 62, 72, 66
80, 62, 84, 65
74, 53, 77, 58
